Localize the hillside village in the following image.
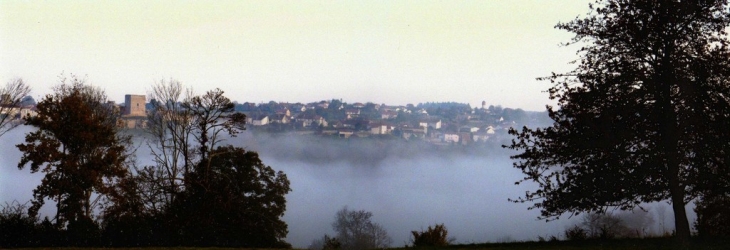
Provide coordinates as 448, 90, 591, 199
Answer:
5, 94, 550, 146
233, 99, 550, 146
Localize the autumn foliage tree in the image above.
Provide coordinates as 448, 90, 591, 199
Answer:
505, 0, 730, 246
16, 76, 131, 237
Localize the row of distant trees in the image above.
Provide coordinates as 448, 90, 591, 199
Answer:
0, 76, 291, 247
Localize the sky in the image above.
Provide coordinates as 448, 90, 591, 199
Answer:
1, 0, 590, 111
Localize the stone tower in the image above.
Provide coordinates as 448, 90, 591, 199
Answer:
124, 94, 146, 116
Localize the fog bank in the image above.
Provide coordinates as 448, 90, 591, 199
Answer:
1, 127, 687, 248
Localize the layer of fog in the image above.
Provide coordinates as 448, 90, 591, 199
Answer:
1, 127, 690, 248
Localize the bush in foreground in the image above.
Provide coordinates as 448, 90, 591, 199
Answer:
411, 223, 450, 247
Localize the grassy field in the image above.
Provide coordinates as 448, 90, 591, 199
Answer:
390, 237, 730, 250
9, 238, 730, 250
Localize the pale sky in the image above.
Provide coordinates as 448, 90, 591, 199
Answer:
1, 1, 589, 111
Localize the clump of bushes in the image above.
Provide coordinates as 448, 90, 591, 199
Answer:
0, 201, 40, 247
411, 223, 450, 247
564, 225, 587, 241
322, 235, 341, 250
562, 210, 656, 241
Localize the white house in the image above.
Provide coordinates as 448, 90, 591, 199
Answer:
369, 123, 393, 135
419, 119, 441, 130
251, 114, 269, 126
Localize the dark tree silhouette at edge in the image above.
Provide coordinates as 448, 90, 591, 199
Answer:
505, 0, 730, 247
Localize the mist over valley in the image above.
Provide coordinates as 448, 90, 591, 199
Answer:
1, 123, 683, 248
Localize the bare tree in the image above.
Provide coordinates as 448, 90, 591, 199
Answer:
0, 78, 31, 137
140, 79, 195, 210
331, 206, 392, 250
141, 81, 245, 211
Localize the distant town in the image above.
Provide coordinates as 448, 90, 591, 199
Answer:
8, 94, 551, 146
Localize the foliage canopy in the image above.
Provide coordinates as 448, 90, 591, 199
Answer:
172, 145, 291, 247
16, 76, 131, 229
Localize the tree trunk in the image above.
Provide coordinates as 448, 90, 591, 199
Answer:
669, 167, 691, 248
657, 36, 691, 248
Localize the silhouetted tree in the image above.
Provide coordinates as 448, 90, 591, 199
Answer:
331, 206, 391, 250
141, 83, 246, 213
505, 0, 730, 246
184, 88, 246, 161
17, 76, 131, 232
0, 78, 31, 138
173, 146, 291, 247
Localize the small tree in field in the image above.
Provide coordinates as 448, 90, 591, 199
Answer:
331, 207, 391, 250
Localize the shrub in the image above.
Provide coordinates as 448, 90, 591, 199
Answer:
323, 235, 342, 250
411, 224, 449, 247
309, 234, 341, 250
66, 217, 101, 246
0, 201, 40, 247
564, 225, 587, 241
